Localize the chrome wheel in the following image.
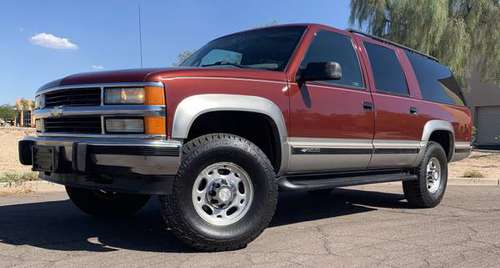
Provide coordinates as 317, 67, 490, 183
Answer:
426, 157, 441, 194
192, 162, 254, 226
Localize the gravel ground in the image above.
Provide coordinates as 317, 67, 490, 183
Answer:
449, 151, 500, 178
1, 184, 500, 267
0, 128, 34, 174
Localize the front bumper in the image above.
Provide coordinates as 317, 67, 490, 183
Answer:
19, 136, 182, 194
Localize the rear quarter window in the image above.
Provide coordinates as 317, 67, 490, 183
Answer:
363, 42, 409, 96
405, 51, 466, 106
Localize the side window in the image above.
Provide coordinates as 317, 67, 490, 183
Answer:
300, 31, 364, 89
405, 51, 466, 106
364, 42, 409, 95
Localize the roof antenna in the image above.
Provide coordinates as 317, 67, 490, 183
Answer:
138, 4, 144, 68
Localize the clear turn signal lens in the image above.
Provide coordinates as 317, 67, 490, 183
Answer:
105, 118, 144, 133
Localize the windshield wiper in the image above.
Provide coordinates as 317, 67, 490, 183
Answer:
201, 61, 248, 68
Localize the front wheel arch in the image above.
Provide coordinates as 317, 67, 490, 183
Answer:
185, 110, 282, 174
171, 94, 289, 175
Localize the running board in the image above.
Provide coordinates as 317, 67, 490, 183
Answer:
278, 172, 417, 191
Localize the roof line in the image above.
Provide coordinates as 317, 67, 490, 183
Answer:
346, 28, 439, 62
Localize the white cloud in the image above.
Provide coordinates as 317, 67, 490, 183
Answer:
30, 33, 78, 50
91, 65, 104, 70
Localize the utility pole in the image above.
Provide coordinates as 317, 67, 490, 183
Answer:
138, 4, 144, 68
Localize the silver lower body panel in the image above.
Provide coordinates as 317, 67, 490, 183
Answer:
287, 138, 422, 173
451, 142, 472, 162
20, 136, 182, 176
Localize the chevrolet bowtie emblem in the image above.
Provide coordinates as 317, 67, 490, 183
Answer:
49, 107, 64, 118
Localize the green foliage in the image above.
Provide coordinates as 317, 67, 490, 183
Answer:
0, 172, 39, 186
15, 99, 34, 111
0, 105, 15, 121
173, 50, 195, 66
463, 170, 485, 178
349, 0, 500, 87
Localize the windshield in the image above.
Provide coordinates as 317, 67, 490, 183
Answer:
181, 26, 306, 71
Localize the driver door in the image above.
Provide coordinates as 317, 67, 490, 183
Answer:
288, 30, 375, 173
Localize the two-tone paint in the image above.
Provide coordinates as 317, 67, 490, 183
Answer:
32, 23, 472, 177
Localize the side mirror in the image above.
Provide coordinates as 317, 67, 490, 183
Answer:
298, 61, 342, 82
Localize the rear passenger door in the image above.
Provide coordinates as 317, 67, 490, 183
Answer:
360, 40, 426, 168
288, 30, 374, 173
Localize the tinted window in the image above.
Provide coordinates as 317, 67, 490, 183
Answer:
182, 26, 305, 71
199, 49, 243, 66
405, 51, 465, 106
300, 31, 364, 88
364, 42, 408, 95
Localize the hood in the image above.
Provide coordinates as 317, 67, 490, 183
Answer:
38, 67, 286, 92
38, 68, 173, 92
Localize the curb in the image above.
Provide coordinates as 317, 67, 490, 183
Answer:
448, 177, 499, 186
383, 178, 499, 187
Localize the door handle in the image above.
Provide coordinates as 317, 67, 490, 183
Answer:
363, 101, 373, 111
410, 106, 418, 115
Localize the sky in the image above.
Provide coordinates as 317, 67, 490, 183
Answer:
0, 0, 353, 104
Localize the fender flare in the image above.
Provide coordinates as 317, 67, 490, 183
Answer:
421, 120, 455, 142
171, 94, 289, 174
418, 120, 455, 162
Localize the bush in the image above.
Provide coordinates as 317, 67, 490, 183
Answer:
0, 172, 39, 186
462, 170, 485, 178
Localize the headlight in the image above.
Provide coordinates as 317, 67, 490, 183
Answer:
104, 88, 145, 104
35, 95, 45, 109
105, 118, 144, 133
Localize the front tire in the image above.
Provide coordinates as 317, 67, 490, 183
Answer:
160, 133, 278, 251
403, 141, 448, 208
66, 186, 150, 217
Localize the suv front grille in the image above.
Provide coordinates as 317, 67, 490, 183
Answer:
45, 88, 101, 108
44, 116, 102, 134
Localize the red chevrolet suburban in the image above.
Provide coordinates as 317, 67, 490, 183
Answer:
19, 24, 472, 251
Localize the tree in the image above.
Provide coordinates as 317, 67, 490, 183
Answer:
0, 105, 15, 121
349, 0, 500, 87
15, 99, 34, 111
173, 50, 195, 66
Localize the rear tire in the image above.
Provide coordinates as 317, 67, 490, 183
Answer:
403, 141, 448, 208
160, 133, 278, 252
66, 186, 150, 217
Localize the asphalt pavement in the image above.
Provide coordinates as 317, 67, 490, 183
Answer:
1, 184, 500, 267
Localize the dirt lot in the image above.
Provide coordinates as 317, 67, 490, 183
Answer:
0, 128, 499, 179
0, 128, 34, 174
449, 151, 500, 178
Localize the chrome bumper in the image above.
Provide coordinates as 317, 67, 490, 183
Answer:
19, 136, 182, 176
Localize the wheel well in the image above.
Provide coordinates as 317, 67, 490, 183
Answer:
186, 111, 282, 172
428, 130, 453, 160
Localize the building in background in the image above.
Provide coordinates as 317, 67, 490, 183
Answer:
465, 72, 500, 149
15, 99, 34, 127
